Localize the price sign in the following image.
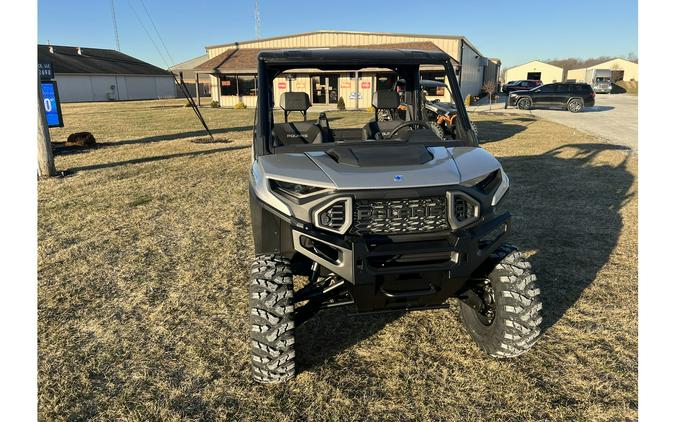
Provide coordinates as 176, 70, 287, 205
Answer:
40, 81, 64, 128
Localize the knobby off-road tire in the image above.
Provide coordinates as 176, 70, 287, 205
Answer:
428, 121, 446, 140
460, 244, 542, 358
249, 254, 296, 383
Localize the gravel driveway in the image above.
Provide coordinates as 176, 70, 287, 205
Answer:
473, 93, 638, 150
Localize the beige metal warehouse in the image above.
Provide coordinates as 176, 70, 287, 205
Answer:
566, 58, 638, 83
191, 30, 499, 109
504, 60, 564, 84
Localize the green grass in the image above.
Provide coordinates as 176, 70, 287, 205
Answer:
39, 99, 637, 421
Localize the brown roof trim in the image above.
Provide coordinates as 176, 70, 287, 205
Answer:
195, 42, 457, 73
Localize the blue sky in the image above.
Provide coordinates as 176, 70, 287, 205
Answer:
38, 0, 637, 69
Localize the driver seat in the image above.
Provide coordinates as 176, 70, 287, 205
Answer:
362, 90, 412, 140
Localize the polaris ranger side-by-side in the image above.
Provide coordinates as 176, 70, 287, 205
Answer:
248, 48, 542, 383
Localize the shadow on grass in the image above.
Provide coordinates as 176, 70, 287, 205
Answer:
110, 127, 253, 147
295, 141, 633, 371
500, 142, 634, 332
296, 308, 401, 371
67, 144, 249, 173
476, 119, 533, 143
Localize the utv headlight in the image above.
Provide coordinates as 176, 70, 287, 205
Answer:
447, 191, 480, 230
270, 179, 328, 199
313, 197, 352, 235
491, 168, 510, 206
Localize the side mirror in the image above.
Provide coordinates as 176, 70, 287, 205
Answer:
535, 89, 541, 93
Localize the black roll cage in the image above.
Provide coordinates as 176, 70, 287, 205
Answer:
253, 48, 478, 157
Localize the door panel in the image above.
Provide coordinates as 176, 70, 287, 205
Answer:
533, 84, 557, 106
311, 74, 340, 104
327, 75, 338, 104
311, 76, 326, 104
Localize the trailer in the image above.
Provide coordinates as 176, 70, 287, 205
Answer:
585, 69, 612, 94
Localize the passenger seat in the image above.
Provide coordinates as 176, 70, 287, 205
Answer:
273, 92, 323, 145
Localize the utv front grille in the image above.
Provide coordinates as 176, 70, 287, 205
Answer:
352, 197, 449, 235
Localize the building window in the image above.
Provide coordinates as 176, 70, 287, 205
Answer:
220, 75, 237, 96
220, 75, 257, 96
421, 71, 446, 96
238, 75, 257, 96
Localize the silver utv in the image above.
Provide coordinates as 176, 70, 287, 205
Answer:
247, 48, 542, 383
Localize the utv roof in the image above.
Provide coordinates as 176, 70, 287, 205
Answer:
258, 48, 451, 68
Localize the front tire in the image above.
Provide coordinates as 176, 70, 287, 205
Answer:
460, 244, 542, 358
249, 254, 296, 383
517, 97, 532, 110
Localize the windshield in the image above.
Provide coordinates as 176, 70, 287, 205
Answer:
261, 62, 476, 153
596, 77, 611, 83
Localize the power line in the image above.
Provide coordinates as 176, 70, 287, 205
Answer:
126, 0, 170, 68
138, 0, 175, 66
111, 0, 120, 51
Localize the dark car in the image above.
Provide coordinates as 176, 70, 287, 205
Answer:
501, 79, 542, 94
506, 82, 595, 113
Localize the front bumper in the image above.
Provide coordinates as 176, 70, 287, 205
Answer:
290, 211, 511, 312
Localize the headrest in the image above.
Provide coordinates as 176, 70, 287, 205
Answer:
372, 90, 400, 109
280, 92, 311, 111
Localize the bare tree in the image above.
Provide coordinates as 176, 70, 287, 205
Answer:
482, 81, 497, 111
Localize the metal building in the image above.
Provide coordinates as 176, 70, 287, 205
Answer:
503, 60, 564, 84
566, 58, 638, 83
38, 45, 176, 103
190, 30, 498, 109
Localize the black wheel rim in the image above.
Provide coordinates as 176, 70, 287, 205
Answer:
473, 280, 496, 326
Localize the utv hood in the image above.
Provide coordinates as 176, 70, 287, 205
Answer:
254, 145, 501, 191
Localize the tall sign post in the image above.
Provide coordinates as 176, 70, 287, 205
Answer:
37, 64, 56, 177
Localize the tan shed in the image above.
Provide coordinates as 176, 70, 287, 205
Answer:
504, 60, 564, 84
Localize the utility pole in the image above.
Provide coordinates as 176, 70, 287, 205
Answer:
255, 0, 261, 39
37, 76, 56, 177
111, 0, 120, 51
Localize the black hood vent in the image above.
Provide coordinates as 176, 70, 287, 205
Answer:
326, 145, 433, 167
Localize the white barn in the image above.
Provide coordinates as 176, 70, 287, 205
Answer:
38, 45, 176, 103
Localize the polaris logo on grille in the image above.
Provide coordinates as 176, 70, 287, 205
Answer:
356, 201, 445, 221
353, 197, 449, 235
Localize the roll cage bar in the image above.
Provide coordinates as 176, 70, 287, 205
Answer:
253, 48, 477, 157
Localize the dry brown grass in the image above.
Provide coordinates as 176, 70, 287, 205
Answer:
39, 100, 637, 421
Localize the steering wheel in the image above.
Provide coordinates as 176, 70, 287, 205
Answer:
385, 120, 432, 139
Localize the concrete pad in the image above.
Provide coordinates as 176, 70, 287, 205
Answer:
470, 94, 638, 150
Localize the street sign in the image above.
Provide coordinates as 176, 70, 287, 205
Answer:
38, 62, 54, 80
40, 81, 64, 128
